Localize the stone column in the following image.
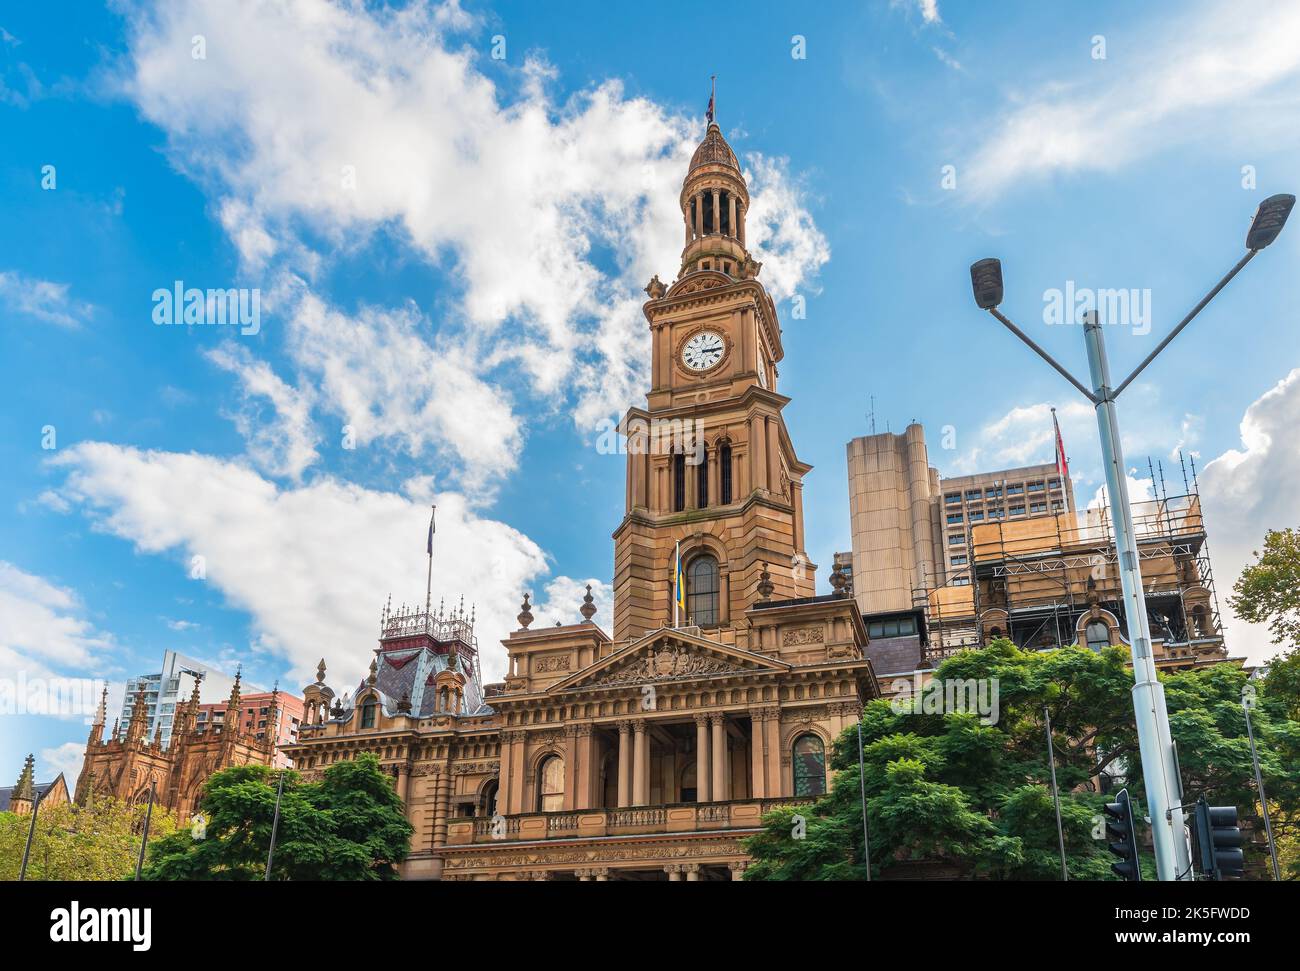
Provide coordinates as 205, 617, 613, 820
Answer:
693, 193, 703, 238
666, 865, 683, 881
594, 868, 610, 881
728, 194, 737, 239
396, 763, 411, 814
750, 711, 767, 798
617, 721, 632, 808
694, 714, 712, 802
738, 203, 746, 246
497, 731, 514, 813
563, 725, 580, 811
510, 732, 527, 815
632, 719, 649, 806
712, 189, 720, 236
684, 863, 700, 882
750, 414, 767, 493
729, 861, 747, 881
432, 767, 452, 848
710, 714, 727, 800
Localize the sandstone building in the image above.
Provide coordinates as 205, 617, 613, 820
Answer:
75, 674, 283, 819
281, 121, 880, 881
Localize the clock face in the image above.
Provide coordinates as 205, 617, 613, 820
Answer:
682, 330, 725, 371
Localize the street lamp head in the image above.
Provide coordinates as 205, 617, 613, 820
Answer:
970, 258, 1004, 310
1246, 193, 1295, 250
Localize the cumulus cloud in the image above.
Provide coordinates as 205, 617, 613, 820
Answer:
962, 0, 1300, 202
116, 0, 829, 453
1200, 368, 1300, 663
205, 342, 320, 482
40, 740, 87, 782
529, 576, 616, 632
942, 389, 1201, 494
0, 561, 117, 682
0, 270, 94, 329
46, 441, 611, 685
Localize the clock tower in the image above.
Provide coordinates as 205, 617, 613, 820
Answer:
612, 121, 816, 643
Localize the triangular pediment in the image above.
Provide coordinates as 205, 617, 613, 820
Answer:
550, 627, 789, 692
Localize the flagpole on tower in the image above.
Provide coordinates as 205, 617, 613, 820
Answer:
425, 504, 436, 617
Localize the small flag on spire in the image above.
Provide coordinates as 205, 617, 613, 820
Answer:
427, 505, 436, 555
706, 75, 715, 125
674, 541, 686, 626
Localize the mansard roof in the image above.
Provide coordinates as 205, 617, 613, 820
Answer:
345, 644, 490, 719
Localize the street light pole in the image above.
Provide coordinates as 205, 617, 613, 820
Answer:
1083, 311, 1189, 881
968, 192, 1294, 882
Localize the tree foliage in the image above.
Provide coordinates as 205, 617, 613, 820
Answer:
0, 795, 179, 881
745, 639, 1300, 880
141, 754, 412, 881
1230, 527, 1300, 648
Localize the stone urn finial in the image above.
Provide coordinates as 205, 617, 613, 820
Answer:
397, 691, 411, 714
580, 583, 597, 623
517, 593, 534, 630
757, 562, 774, 602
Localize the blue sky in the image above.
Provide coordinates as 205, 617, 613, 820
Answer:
3, 0, 1299, 783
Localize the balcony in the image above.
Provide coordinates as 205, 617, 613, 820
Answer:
447, 797, 808, 846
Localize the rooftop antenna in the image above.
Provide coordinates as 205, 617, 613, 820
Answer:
1189, 453, 1201, 493
868, 395, 876, 434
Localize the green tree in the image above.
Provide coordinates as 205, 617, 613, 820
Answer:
745, 639, 1300, 880
1230, 527, 1300, 648
142, 754, 412, 881
0, 796, 180, 881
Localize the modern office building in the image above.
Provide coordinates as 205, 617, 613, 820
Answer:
844, 422, 1232, 682
118, 650, 239, 750
845, 423, 1074, 617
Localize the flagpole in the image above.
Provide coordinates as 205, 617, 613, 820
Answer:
425, 504, 436, 617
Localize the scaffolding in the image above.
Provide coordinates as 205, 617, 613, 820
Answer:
914, 455, 1229, 669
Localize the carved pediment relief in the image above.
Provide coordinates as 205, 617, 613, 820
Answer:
666, 270, 732, 298
554, 629, 788, 692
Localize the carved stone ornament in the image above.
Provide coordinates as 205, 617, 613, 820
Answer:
782, 626, 825, 647
534, 654, 571, 673
590, 644, 746, 686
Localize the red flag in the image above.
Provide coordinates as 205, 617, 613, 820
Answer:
1052, 408, 1070, 511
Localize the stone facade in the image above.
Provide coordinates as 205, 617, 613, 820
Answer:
279, 122, 880, 881
75, 673, 282, 820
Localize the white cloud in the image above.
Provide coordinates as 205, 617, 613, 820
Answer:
0, 270, 94, 328
529, 576, 616, 632
205, 342, 320, 482
40, 741, 86, 782
1200, 368, 1300, 663
47, 441, 585, 686
117, 0, 828, 449
0, 561, 116, 681
962, 0, 1300, 201
892, 0, 942, 25
943, 389, 1201, 494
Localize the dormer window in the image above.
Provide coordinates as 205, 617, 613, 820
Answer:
360, 699, 377, 729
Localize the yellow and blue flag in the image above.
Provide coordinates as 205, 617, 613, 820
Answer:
674, 541, 686, 621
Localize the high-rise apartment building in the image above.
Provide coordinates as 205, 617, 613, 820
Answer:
118, 650, 239, 750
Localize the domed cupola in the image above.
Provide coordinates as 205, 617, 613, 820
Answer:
679, 119, 752, 280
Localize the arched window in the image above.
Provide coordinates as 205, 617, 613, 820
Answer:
687, 555, 720, 627
719, 442, 733, 504
696, 445, 709, 508
672, 452, 686, 512
360, 698, 377, 729
1085, 621, 1111, 652
792, 734, 826, 797
536, 755, 564, 812
680, 761, 697, 803
480, 780, 499, 818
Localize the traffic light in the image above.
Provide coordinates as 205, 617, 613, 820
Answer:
1104, 787, 1142, 882
1193, 797, 1245, 880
